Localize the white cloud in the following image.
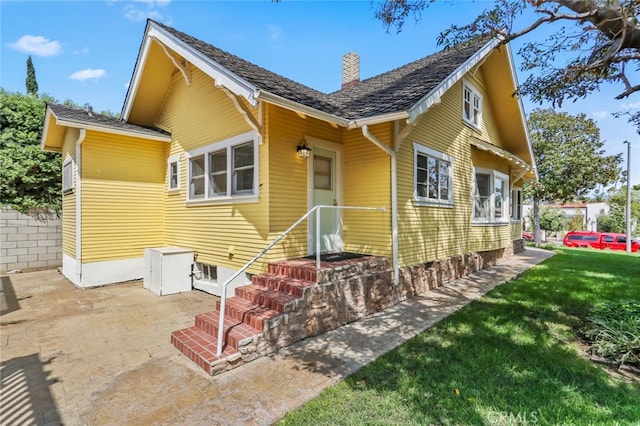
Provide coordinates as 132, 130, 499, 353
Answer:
124, 4, 163, 21
267, 25, 282, 42
73, 47, 90, 55
620, 101, 640, 110
69, 68, 107, 81
592, 111, 609, 119
8, 35, 62, 57
267, 25, 284, 49
134, 0, 171, 6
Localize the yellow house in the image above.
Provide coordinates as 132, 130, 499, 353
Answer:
41, 19, 536, 293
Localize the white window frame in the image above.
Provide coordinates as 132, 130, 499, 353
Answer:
62, 157, 74, 194
462, 80, 482, 130
185, 131, 259, 205
413, 143, 454, 207
511, 187, 522, 221
472, 167, 509, 224
167, 154, 181, 192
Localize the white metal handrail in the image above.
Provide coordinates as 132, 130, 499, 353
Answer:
215, 205, 385, 356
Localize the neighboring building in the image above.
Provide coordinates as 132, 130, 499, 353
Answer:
41, 19, 537, 291
523, 202, 609, 232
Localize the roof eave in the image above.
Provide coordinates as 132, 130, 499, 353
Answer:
407, 39, 500, 124
348, 111, 410, 129
40, 106, 59, 152
54, 117, 171, 142
504, 42, 539, 181
258, 90, 349, 128
122, 20, 260, 121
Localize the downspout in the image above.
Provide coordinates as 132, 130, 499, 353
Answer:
361, 125, 399, 286
75, 129, 86, 286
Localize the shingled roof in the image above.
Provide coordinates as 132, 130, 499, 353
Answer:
151, 20, 489, 121
47, 103, 170, 139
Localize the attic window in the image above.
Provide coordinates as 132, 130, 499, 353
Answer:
463, 81, 482, 129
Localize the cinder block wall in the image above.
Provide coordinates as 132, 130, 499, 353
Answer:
0, 206, 62, 274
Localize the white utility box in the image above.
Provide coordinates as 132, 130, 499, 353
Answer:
143, 247, 193, 296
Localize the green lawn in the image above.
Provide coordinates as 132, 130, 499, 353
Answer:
278, 248, 640, 425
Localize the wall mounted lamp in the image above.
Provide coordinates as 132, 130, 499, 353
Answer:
296, 140, 312, 159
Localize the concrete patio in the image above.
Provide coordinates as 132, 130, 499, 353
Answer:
0, 247, 553, 425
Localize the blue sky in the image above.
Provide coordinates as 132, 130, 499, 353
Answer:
1, 0, 638, 186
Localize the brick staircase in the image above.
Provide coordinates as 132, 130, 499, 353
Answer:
172, 248, 514, 376
171, 258, 320, 375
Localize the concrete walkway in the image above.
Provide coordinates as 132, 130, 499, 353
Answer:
0, 248, 553, 425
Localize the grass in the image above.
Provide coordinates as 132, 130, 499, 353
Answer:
277, 248, 640, 425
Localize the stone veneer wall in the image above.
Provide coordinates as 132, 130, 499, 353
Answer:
212, 244, 517, 374
0, 207, 62, 274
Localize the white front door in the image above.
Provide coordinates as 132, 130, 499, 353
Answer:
310, 145, 342, 254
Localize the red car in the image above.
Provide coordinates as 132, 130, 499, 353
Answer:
563, 231, 640, 252
523, 231, 533, 241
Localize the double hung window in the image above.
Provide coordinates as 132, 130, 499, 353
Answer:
511, 188, 522, 221
473, 168, 509, 223
186, 131, 258, 203
463, 81, 482, 129
413, 143, 453, 206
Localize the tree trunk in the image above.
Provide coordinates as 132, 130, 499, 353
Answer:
533, 196, 541, 244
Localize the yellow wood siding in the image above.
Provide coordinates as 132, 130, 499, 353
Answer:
510, 222, 523, 240
61, 128, 79, 258
157, 68, 272, 273
265, 105, 343, 262
397, 76, 513, 267
81, 131, 166, 262
342, 123, 392, 257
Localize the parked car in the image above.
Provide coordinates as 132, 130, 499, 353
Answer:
523, 231, 533, 241
563, 231, 640, 252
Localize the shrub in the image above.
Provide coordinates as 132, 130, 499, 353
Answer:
583, 300, 640, 368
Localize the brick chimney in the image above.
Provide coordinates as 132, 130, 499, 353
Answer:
341, 52, 360, 89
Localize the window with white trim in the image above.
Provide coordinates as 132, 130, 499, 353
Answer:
413, 143, 453, 206
62, 157, 74, 194
167, 154, 180, 191
511, 188, 522, 221
463, 81, 482, 129
194, 262, 218, 283
186, 131, 258, 203
473, 168, 509, 223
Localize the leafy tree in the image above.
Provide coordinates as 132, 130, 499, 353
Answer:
598, 184, 640, 233
567, 213, 585, 231
0, 89, 61, 212
538, 207, 567, 234
375, 0, 640, 130
526, 108, 621, 241
26, 56, 38, 96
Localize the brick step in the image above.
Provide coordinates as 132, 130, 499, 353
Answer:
235, 284, 298, 311
267, 260, 317, 282
171, 326, 237, 374
215, 297, 280, 330
251, 274, 315, 298
195, 311, 261, 350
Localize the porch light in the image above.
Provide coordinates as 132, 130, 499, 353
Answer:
296, 140, 312, 159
